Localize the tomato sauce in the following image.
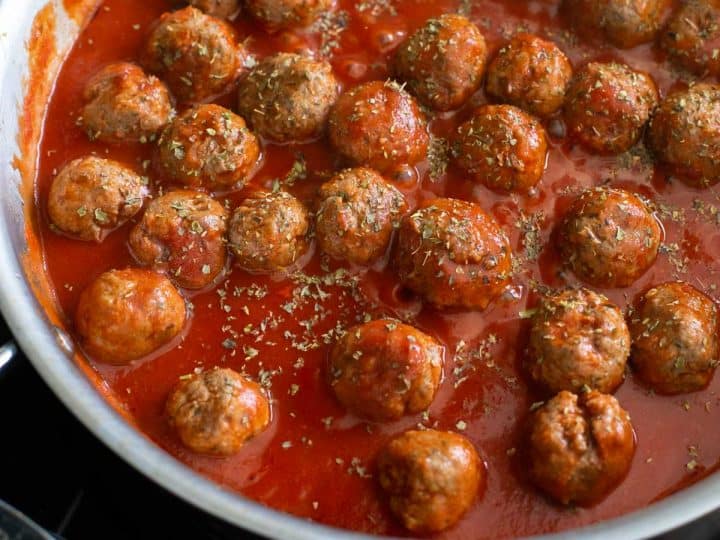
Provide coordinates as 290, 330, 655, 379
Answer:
34, 0, 720, 538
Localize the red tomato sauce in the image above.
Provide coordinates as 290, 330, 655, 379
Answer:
35, 0, 720, 538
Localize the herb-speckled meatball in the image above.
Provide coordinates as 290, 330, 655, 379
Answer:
166, 368, 270, 455
378, 429, 483, 533
661, 0, 720, 76
141, 7, 244, 103
630, 282, 719, 394
155, 104, 259, 190
129, 191, 228, 290
486, 33, 573, 118
396, 198, 512, 310
562, 0, 669, 48
648, 84, 720, 187
327, 319, 443, 421
528, 390, 635, 506
186, 0, 240, 18
328, 81, 429, 173
81, 62, 174, 144
393, 14, 487, 111
527, 288, 630, 394
564, 62, 658, 154
229, 191, 309, 273
558, 187, 662, 288
75, 269, 186, 365
237, 53, 339, 143
245, 0, 332, 30
315, 168, 407, 265
453, 104, 548, 193
48, 156, 149, 242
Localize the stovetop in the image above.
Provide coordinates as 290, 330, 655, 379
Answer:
0, 316, 718, 540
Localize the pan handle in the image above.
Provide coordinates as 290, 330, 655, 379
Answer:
0, 340, 18, 374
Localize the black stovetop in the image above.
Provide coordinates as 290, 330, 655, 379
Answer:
0, 316, 718, 540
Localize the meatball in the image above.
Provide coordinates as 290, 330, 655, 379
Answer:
528, 390, 635, 506
229, 191, 309, 273
141, 6, 244, 103
558, 187, 662, 288
166, 368, 270, 455
75, 269, 186, 365
48, 156, 149, 242
186, 0, 240, 19
485, 33, 573, 118
129, 191, 228, 290
327, 319, 443, 421
315, 168, 407, 265
564, 62, 658, 154
452, 104, 548, 192
377, 429, 482, 533
648, 84, 720, 187
80, 62, 174, 144
661, 0, 720, 76
155, 104, 260, 190
328, 80, 429, 173
395, 198, 512, 310
244, 0, 332, 30
526, 288, 630, 394
237, 53, 339, 143
393, 14, 487, 111
562, 0, 669, 48
630, 282, 719, 394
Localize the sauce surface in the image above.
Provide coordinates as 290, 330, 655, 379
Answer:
35, 0, 720, 538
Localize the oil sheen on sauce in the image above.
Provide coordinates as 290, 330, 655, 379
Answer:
35, 0, 720, 538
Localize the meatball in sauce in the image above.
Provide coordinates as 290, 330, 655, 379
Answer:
630, 282, 719, 395
395, 198, 512, 310
558, 187, 662, 288
528, 390, 636, 506
166, 367, 270, 455
378, 429, 483, 533
327, 319, 443, 421
315, 168, 407, 265
527, 287, 630, 395
129, 191, 228, 290
48, 156, 149, 242
75, 269, 186, 365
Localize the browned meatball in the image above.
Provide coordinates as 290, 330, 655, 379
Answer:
229, 191, 309, 273
661, 0, 720, 76
186, 0, 240, 18
327, 319, 443, 421
377, 429, 482, 533
81, 62, 174, 144
527, 288, 630, 394
316, 168, 407, 265
562, 0, 669, 48
558, 187, 662, 288
648, 84, 720, 187
48, 156, 149, 242
393, 14, 487, 111
396, 198, 512, 310
75, 269, 186, 365
166, 368, 270, 455
328, 81, 429, 173
155, 104, 260, 190
237, 53, 339, 143
564, 62, 658, 154
630, 282, 719, 394
528, 390, 635, 506
452, 104, 548, 192
244, 0, 332, 30
485, 33, 573, 118
129, 191, 228, 290
141, 7, 244, 103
